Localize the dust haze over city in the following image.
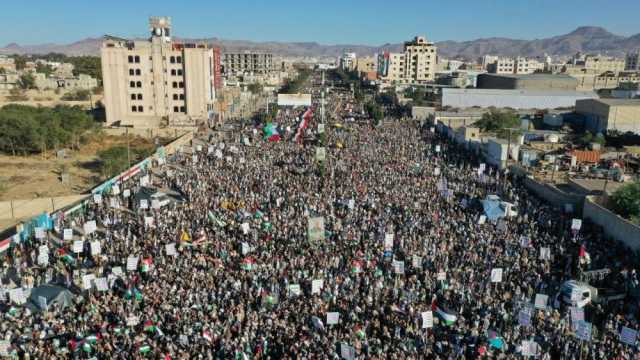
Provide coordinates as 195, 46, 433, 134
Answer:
1, 1, 640, 358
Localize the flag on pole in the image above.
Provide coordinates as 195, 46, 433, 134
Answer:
203, 330, 213, 342
354, 324, 366, 339
140, 258, 153, 273
241, 257, 256, 270
84, 334, 100, 344
432, 300, 457, 326
263, 123, 281, 142
351, 260, 364, 274
57, 248, 76, 265
139, 344, 152, 354
0, 238, 11, 253
144, 320, 157, 333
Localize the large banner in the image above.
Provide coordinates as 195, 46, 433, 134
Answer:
278, 94, 312, 107
308, 217, 325, 242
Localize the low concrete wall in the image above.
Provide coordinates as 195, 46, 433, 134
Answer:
102, 127, 195, 139
583, 196, 640, 251
522, 176, 584, 213
0, 195, 87, 220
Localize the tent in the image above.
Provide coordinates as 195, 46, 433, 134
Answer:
481, 195, 516, 222
26, 285, 75, 312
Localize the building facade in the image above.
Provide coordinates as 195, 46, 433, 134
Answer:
576, 99, 640, 134
355, 56, 376, 73
101, 17, 216, 128
626, 51, 640, 71
339, 52, 357, 71
377, 36, 437, 84
564, 53, 626, 74
223, 52, 274, 75
486, 57, 544, 75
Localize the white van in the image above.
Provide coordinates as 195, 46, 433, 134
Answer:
557, 280, 595, 308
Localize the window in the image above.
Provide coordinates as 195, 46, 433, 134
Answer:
134, 56, 140, 63
132, 106, 137, 112
128, 55, 134, 63
170, 56, 176, 64
179, 94, 185, 100
177, 56, 182, 64
171, 69, 176, 76
173, 106, 179, 113
129, 69, 135, 76
129, 81, 135, 88
173, 94, 178, 100
136, 81, 142, 88
172, 82, 178, 88
135, 69, 141, 75
180, 106, 186, 112
178, 82, 184, 88
137, 94, 143, 100
177, 69, 183, 76
131, 94, 136, 100
137, 106, 143, 112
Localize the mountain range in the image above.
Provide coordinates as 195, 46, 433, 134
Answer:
1, 26, 638, 60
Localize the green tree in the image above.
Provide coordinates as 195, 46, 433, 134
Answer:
36, 63, 54, 76
610, 182, 640, 224
365, 101, 383, 125
247, 83, 263, 94
18, 73, 36, 89
475, 109, 520, 132
98, 146, 130, 178
13, 55, 27, 70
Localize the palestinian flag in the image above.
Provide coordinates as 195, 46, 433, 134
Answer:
208, 211, 227, 227
144, 320, 156, 333
432, 301, 457, 326
354, 324, 366, 339
82, 342, 92, 353
57, 248, 76, 265
254, 210, 264, 219
84, 334, 100, 344
203, 330, 213, 342
7, 307, 17, 316
487, 330, 504, 349
139, 344, 152, 354
261, 221, 272, 231
579, 244, 591, 265
241, 257, 256, 270
0, 238, 11, 253
351, 260, 364, 274
263, 123, 281, 142
294, 108, 313, 144
140, 258, 153, 273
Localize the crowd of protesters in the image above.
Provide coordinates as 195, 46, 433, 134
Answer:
0, 87, 639, 359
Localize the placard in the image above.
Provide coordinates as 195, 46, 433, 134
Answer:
347, 199, 355, 210
123, 189, 131, 198
140, 175, 149, 187
308, 217, 325, 242
95, 277, 109, 292
126, 256, 139, 271
35, 227, 45, 239
110, 197, 119, 209
412, 255, 422, 269
534, 294, 548, 310
326, 312, 339, 325
392, 260, 405, 274
9, 288, 25, 304
84, 220, 97, 235
384, 233, 394, 251
518, 308, 531, 326
571, 307, 585, 324
312, 279, 324, 295
490, 268, 503, 283
38, 296, 47, 311
0, 340, 9, 356
144, 216, 154, 227
165, 243, 177, 256
422, 311, 433, 329
140, 199, 149, 209
241, 223, 250, 235
571, 219, 582, 231
192, 155, 198, 163
519, 236, 530, 248
215, 149, 223, 159
437, 272, 446, 281
575, 321, 592, 341
318, 123, 325, 134
82, 274, 95, 290
478, 215, 486, 225
72, 240, 84, 254
93, 194, 102, 204
112, 267, 124, 277
111, 184, 120, 195
315, 147, 326, 162
90, 241, 102, 256
620, 326, 638, 346
340, 343, 355, 360
435, 145, 441, 153
539, 247, 551, 260
37, 252, 49, 266
288, 284, 301, 297
63, 228, 73, 241
521, 340, 538, 356
433, 167, 440, 176
126, 316, 140, 326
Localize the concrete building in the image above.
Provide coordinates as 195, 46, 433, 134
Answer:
442, 88, 598, 110
33, 73, 98, 91
486, 57, 543, 75
223, 52, 274, 76
576, 98, 640, 134
572, 71, 640, 91
101, 17, 216, 128
0, 72, 19, 91
378, 36, 437, 84
339, 52, 357, 71
564, 53, 626, 75
477, 73, 578, 91
626, 51, 640, 71
355, 56, 376, 73
0, 56, 16, 72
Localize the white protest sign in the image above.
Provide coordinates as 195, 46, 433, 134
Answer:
422, 311, 433, 329
435, 145, 441, 153
112, 267, 124, 277
192, 155, 198, 163
196, 145, 203, 152
123, 189, 131, 198
126, 316, 139, 326
534, 294, 548, 310
384, 233, 394, 251
126, 256, 139, 271
326, 312, 339, 325
340, 343, 355, 360
620, 326, 638, 346
318, 123, 325, 134
38, 296, 47, 311
35, 227, 45, 239
95, 277, 109, 292
519, 236, 530, 248
90, 241, 101, 256
539, 247, 551, 260
39, 245, 49, 255
0, 340, 9, 356
478, 215, 486, 225
571, 218, 582, 231
93, 194, 102, 204
437, 272, 446, 281
348, 199, 355, 210
111, 184, 120, 195
110, 197, 119, 209
72, 240, 84, 254
241, 242, 251, 255
9, 288, 25, 304
63, 228, 73, 241
37, 252, 49, 266
490, 268, 503, 283
165, 243, 177, 256
308, 217, 325, 242
241, 222, 250, 235
434, 167, 440, 176
392, 260, 405, 274
144, 216, 154, 227
151, 200, 160, 209
140, 175, 149, 186
521, 340, 538, 356
312, 279, 324, 295
82, 274, 95, 290
412, 255, 422, 269
83, 220, 97, 235
140, 199, 149, 209
215, 149, 223, 159
479, 163, 486, 173
289, 284, 301, 297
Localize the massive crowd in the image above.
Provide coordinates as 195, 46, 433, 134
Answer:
0, 89, 639, 359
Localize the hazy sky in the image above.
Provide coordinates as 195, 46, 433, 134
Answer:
1, 0, 639, 46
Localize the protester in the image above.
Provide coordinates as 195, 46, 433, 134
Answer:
0, 89, 638, 359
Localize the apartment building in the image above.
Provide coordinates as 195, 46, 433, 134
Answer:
340, 52, 357, 71
223, 52, 274, 75
101, 17, 216, 128
626, 51, 640, 71
355, 56, 376, 73
487, 57, 543, 75
377, 35, 437, 84
564, 53, 626, 74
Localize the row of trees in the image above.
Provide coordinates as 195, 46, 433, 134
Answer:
280, 67, 312, 94
97, 145, 155, 178
0, 104, 97, 156
11, 53, 102, 80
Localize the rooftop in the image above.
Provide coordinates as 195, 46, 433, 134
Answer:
443, 88, 598, 97
479, 73, 576, 81
584, 98, 640, 107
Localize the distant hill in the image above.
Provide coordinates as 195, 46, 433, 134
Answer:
1, 26, 638, 60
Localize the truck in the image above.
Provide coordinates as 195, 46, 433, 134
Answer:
555, 280, 626, 308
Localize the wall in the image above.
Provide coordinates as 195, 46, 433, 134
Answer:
0, 195, 87, 221
102, 127, 194, 139
522, 176, 584, 212
583, 196, 640, 251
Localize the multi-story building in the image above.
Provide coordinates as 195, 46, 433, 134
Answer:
355, 56, 376, 73
487, 57, 542, 75
340, 52, 357, 71
626, 51, 640, 71
377, 35, 437, 84
564, 53, 626, 74
223, 52, 274, 76
101, 17, 216, 128
0, 56, 16, 72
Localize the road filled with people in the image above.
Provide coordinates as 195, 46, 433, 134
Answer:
1, 87, 639, 359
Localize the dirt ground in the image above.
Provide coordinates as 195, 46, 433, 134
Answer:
0, 134, 155, 201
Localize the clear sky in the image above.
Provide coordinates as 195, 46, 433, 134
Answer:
1, 0, 639, 46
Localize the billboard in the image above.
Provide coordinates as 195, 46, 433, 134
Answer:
278, 94, 312, 107
377, 51, 390, 77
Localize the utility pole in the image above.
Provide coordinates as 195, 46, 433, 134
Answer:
126, 127, 131, 167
